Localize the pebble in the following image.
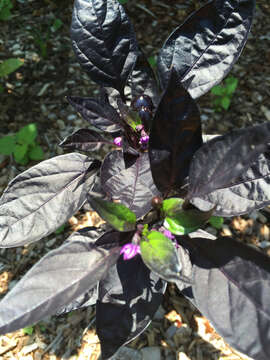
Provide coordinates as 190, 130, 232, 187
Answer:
153, 305, 165, 320
221, 225, 232, 237
259, 241, 270, 249
21, 343, 38, 355
205, 227, 217, 236
67, 114, 77, 122
165, 324, 178, 339
178, 352, 191, 360
56, 119, 65, 130
141, 346, 161, 360
258, 213, 268, 224
111, 346, 142, 360
261, 105, 270, 122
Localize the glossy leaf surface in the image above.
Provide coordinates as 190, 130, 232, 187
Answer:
149, 69, 202, 193
71, 0, 138, 96
162, 197, 184, 217
164, 207, 213, 235
140, 231, 181, 282
59, 128, 113, 151
97, 255, 166, 359
188, 122, 270, 200
0, 154, 100, 247
88, 196, 136, 232
157, 0, 255, 98
191, 148, 270, 216
0, 230, 120, 335
101, 150, 160, 218
67, 96, 122, 133
127, 50, 159, 108
189, 236, 270, 360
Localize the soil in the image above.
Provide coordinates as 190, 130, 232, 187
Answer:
0, 1, 270, 359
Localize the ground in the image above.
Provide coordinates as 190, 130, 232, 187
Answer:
0, 0, 270, 359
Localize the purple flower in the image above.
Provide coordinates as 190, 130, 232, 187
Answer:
113, 136, 122, 147
139, 135, 149, 145
120, 243, 140, 260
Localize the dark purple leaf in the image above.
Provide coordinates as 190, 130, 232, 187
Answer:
70, 0, 138, 97
59, 128, 113, 151
56, 285, 98, 315
0, 154, 100, 247
188, 122, 270, 204
0, 229, 120, 335
101, 150, 160, 218
149, 69, 202, 194
127, 50, 159, 109
191, 147, 270, 216
96, 255, 166, 359
189, 236, 270, 360
157, 0, 255, 98
67, 96, 122, 133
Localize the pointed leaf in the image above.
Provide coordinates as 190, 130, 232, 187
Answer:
101, 150, 160, 218
127, 50, 159, 108
71, 0, 138, 96
16, 123, 37, 145
209, 216, 224, 229
191, 148, 270, 216
140, 231, 181, 282
0, 230, 120, 335
88, 196, 136, 232
149, 69, 202, 193
189, 236, 270, 360
0, 154, 100, 247
59, 128, 113, 151
162, 198, 184, 217
0, 58, 23, 77
67, 96, 122, 133
188, 122, 270, 201
164, 207, 214, 235
0, 135, 16, 155
97, 255, 166, 359
157, 0, 255, 98
28, 144, 44, 161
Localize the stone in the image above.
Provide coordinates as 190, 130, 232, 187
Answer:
140, 346, 161, 360
111, 346, 142, 360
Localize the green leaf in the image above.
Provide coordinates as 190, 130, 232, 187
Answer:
164, 208, 213, 235
211, 85, 226, 96
118, 0, 128, 4
16, 123, 37, 145
209, 216, 224, 229
225, 76, 238, 95
28, 144, 44, 161
0, 135, 16, 155
148, 55, 157, 68
162, 198, 184, 217
51, 18, 63, 32
89, 196, 136, 232
140, 230, 181, 282
0, 84, 4, 93
14, 143, 28, 162
23, 325, 34, 335
164, 217, 196, 235
0, 58, 23, 77
54, 224, 65, 234
221, 96, 231, 110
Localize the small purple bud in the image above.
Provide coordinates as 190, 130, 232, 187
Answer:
120, 243, 140, 260
113, 136, 122, 147
139, 135, 149, 145
163, 229, 175, 240
136, 124, 144, 132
